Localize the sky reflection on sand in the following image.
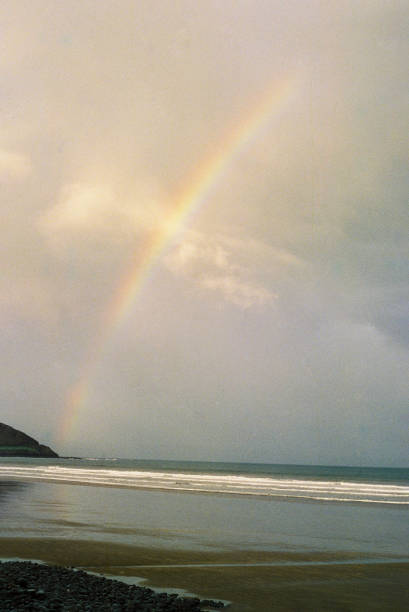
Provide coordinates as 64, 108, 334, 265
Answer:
0, 480, 408, 555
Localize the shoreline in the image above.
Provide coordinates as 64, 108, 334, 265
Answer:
1, 538, 408, 610
1, 475, 407, 509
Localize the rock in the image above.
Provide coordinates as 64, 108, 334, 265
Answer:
0, 423, 59, 458
0, 561, 228, 611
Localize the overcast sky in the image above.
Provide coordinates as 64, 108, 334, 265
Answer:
1, 1, 408, 465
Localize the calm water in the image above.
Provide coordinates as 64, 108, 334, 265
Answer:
0, 458, 408, 555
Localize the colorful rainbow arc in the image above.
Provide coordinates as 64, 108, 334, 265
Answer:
57, 76, 299, 446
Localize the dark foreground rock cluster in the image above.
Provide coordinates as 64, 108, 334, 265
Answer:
0, 561, 226, 611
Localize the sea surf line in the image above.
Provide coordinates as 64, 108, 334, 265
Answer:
2, 466, 408, 505
58, 76, 299, 447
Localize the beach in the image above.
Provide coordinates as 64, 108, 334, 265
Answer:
1, 539, 408, 610
0, 459, 408, 610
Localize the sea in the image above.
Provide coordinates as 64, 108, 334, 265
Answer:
0, 457, 408, 556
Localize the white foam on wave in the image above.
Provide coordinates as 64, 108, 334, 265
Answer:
1, 466, 408, 505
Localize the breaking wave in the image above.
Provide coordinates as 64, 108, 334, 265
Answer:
0, 465, 408, 505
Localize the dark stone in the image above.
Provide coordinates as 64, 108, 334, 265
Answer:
0, 560, 227, 610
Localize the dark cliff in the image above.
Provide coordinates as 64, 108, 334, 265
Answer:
0, 423, 59, 458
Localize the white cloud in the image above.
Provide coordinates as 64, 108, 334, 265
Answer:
38, 181, 167, 250
165, 234, 231, 275
0, 149, 31, 180
40, 183, 117, 232
165, 232, 276, 308
201, 274, 275, 309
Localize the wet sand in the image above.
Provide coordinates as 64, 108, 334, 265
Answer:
1, 538, 408, 610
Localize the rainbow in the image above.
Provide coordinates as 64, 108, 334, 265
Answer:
57, 76, 299, 446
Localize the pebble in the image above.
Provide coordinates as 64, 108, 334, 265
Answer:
0, 561, 226, 611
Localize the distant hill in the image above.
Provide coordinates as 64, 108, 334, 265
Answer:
0, 423, 59, 458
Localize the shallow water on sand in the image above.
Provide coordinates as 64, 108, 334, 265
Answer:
0, 478, 408, 555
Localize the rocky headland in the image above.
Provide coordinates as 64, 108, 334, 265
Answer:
0, 423, 58, 458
